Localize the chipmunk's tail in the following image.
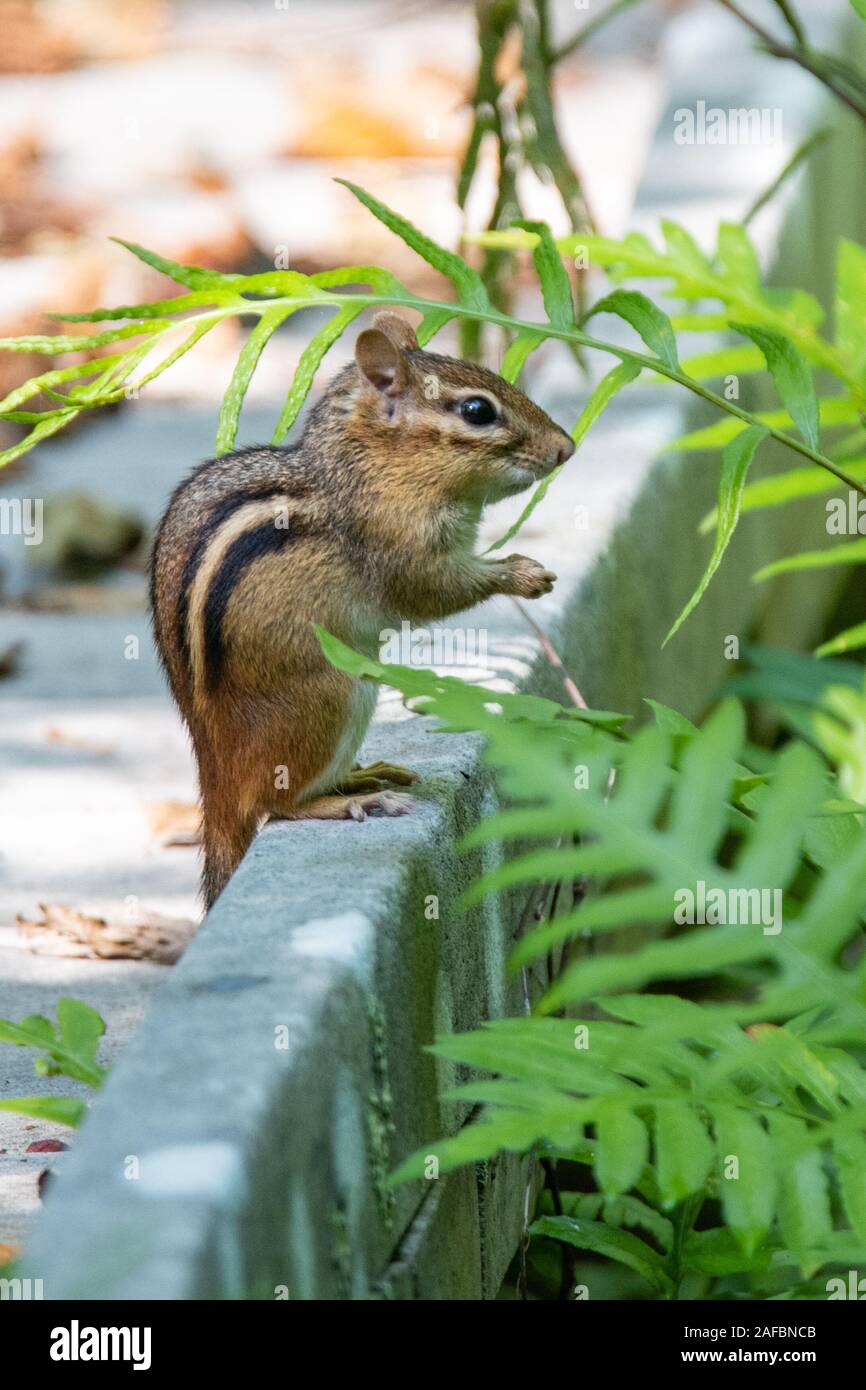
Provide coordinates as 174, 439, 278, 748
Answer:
200, 784, 257, 912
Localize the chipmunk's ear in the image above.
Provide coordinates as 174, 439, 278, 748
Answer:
371, 311, 419, 352
355, 326, 410, 395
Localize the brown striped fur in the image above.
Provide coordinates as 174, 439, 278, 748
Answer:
150, 312, 574, 908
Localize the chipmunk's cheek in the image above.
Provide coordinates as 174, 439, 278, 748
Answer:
500, 462, 537, 494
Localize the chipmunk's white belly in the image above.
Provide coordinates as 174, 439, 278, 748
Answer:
304, 678, 378, 798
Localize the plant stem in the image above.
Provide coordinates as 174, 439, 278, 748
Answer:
667, 1192, 703, 1299
14, 288, 866, 498
459, 2, 519, 359
511, 598, 588, 708
458, 0, 595, 359
742, 127, 832, 226
715, 0, 866, 124
770, 0, 807, 47
518, 0, 595, 346
551, 0, 646, 65
362, 290, 866, 495
540, 1156, 578, 1299
518, 0, 596, 235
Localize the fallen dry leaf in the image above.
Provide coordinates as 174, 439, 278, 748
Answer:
16, 903, 197, 965
145, 799, 201, 847
45, 726, 114, 754
0, 2, 77, 73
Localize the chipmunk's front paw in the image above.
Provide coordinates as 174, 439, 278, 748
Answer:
500, 554, 557, 599
343, 761, 420, 792
346, 791, 416, 821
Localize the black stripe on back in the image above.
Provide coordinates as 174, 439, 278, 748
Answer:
202, 519, 303, 693
176, 489, 287, 672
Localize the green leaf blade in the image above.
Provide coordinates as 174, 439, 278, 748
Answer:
770, 1113, 832, 1272
754, 537, 866, 583
835, 1132, 866, 1243
271, 304, 364, 445
216, 305, 294, 455
596, 1103, 648, 1196
713, 1107, 776, 1255
716, 223, 762, 292
57, 998, 104, 1073
836, 237, 866, 385
816, 621, 866, 657
50, 290, 226, 323
664, 423, 768, 644
485, 360, 639, 553
0, 1096, 87, 1127
0, 324, 169, 355
530, 1215, 674, 1294
499, 331, 545, 384
514, 220, 574, 329
654, 1101, 715, 1206
585, 289, 680, 371
110, 238, 234, 291
731, 322, 820, 450
336, 179, 491, 312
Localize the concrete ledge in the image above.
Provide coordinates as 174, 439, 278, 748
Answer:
19, 1, 866, 1300
21, 720, 535, 1299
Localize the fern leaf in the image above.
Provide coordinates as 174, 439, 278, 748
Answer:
514, 220, 574, 328
771, 1113, 832, 1273
48, 291, 226, 322
655, 1101, 714, 1205
271, 304, 365, 445
500, 331, 545, 383
712, 1107, 776, 1256
486, 360, 639, 553
731, 323, 820, 450
0, 324, 169, 354
835, 238, 866, 385
664, 424, 767, 644
530, 1215, 674, 1295
0, 1097, 87, 1126
670, 396, 857, 453
596, 1103, 649, 1196
216, 305, 294, 455
584, 289, 679, 371
701, 457, 866, 531
109, 238, 234, 291
336, 179, 491, 312
816, 622, 866, 657
416, 307, 456, 346
754, 538, 866, 582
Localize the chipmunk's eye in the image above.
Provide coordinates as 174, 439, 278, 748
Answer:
459, 395, 498, 427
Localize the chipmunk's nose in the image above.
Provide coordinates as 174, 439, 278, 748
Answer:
552, 433, 575, 466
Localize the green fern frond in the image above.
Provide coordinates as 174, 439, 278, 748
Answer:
317, 635, 866, 1280
2, 189, 865, 643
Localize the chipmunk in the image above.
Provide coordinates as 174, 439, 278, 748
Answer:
150, 312, 574, 909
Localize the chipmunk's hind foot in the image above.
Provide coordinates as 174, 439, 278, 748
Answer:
352, 790, 416, 818
288, 790, 416, 821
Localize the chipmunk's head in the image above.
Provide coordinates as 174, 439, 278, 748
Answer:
344, 311, 574, 506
